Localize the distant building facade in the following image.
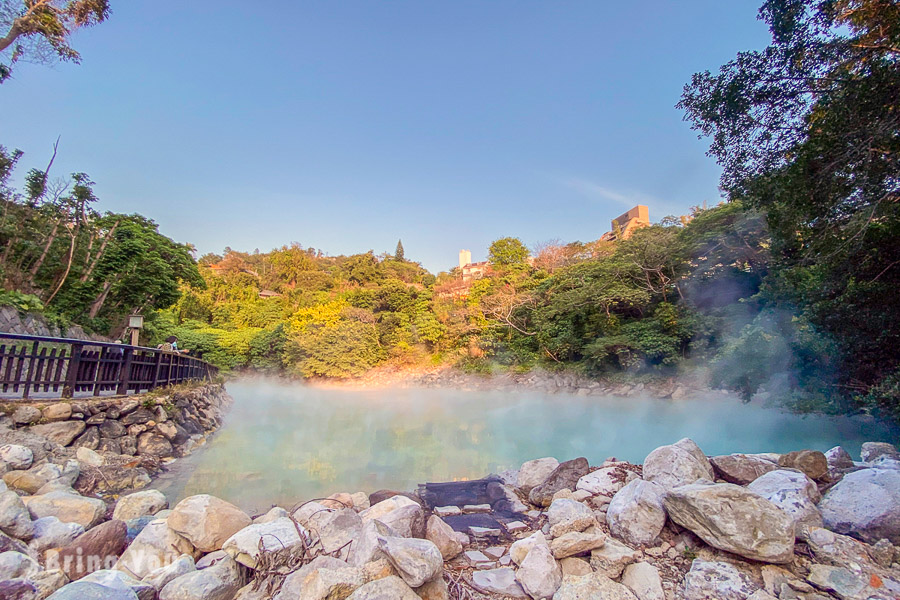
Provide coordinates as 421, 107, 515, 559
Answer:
600, 205, 650, 242
459, 249, 490, 282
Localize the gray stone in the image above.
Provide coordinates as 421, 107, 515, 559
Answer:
747, 469, 822, 530
589, 537, 641, 578
819, 468, 900, 543
347, 519, 393, 567
376, 535, 442, 587
550, 529, 606, 559
515, 543, 561, 600
272, 555, 353, 600
425, 515, 462, 560
27, 569, 69, 598
805, 564, 870, 600
0, 550, 40, 580
98, 420, 126, 439
12, 406, 42, 426
471, 567, 527, 598
777, 450, 828, 480
709, 453, 778, 485
509, 531, 548, 566
167, 494, 251, 553
824, 446, 855, 469
554, 572, 639, 600
664, 482, 795, 563
115, 519, 197, 579
41, 404, 72, 422
72, 427, 100, 451
547, 498, 596, 538
643, 438, 714, 490
75, 446, 103, 466
607, 479, 666, 546
307, 507, 362, 560
358, 496, 424, 539
140, 554, 195, 590
576, 466, 629, 497
136, 433, 173, 457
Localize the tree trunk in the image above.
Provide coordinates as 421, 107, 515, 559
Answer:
80, 220, 118, 282
45, 232, 76, 304
87, 279, 114, 319
29, 220, 60, 278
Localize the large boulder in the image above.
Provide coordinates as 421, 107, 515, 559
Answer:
471, 568, 527, 598
274, 555, 353, 600
860, 442, 899, 463
777, 450, 828, 480
28, 422, 85, 447
606, 479, 666, 546
221, 517, 308, 568
0, 550, 40, 579
516, 457, 559, 493
47, 581, 139, 600
824, 446, 855, 470
547, 498, 596, 538
12, 406, 41, 426
747, 469, 822, 530
347, 520, 393, 567
376, 535, 442, 588
23, 490, 106, 529
306, 507, 363, 560
528, 457, 590, 507
683, 560, 759, 600
358, 496, 424, 539
79, 570, 156, 600
28, 517, 84, 554
554, 572, 638, 600
140, 554, 196, 590
818, 468, 900, 543
589, 537, 641, 578
621, 562, 665, 600
664, 482, 795, 563
113, 490, 168, 522
136, 433, 173, 458
576, 466, 629, 497
549, 529, 606, 559
115, 519, 197, 579
4, 463, 62, 494
709, 454, 778, 485
166, 495, 251, 552
642, 439, 714, 490
52, 519, 128, 580
509, 531, 548, 566
515, 543, 561, 600
0, 489, 34, 540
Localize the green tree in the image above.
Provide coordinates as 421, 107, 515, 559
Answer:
0, 0, 110, 82
394, 239, 405, 261
488, 237, 530, 269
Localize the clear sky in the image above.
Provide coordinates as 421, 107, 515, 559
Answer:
1, 1, 770, 273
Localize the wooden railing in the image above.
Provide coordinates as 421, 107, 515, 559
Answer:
0, 333, 218, 400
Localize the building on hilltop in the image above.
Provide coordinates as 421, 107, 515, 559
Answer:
459, 249, 490, 282
600, 205, 650, 242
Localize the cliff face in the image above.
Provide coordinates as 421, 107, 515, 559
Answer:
0, 305, 110, 342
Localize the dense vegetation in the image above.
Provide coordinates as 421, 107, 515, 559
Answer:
1, 0, 897, 421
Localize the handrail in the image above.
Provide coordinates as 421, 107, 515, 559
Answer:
0, 332, 218, 400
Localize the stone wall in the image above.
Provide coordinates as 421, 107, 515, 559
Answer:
0, 305, 111, 342
0, 384, 231, 495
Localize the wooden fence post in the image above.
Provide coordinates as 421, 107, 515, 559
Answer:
22, 341, 39, 399
63, 343, 83, 398
117, 348, 133, 396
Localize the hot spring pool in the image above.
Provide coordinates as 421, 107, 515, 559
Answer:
152, 378, 896, 514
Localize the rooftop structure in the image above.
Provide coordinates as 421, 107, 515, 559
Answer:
600, 205, 650, 242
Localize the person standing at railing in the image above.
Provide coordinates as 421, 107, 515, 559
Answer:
157, 335, 189, 354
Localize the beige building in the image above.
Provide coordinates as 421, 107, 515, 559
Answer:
458, 249, 490, 282
601, 205, 650, 242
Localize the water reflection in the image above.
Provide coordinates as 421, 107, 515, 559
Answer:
153, 378, 896, 514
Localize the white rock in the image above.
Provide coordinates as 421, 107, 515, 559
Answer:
589, 537, 641, 578
75, 447, 104, 468
376, 535, 443, 587
516, 457, 559, 493
642, 438, 714, 490
621, 562, 665, 600
860, 442, 899, 463
359, 496, 424, 538
549, 529, 606, 559
141, 554, 195, 590
273, 555, 351, 600
113, 490, 169, 522
28, 517, 84, 553
345, 575, 419, 600
0, 445, 34, 470
683, 560, 759, 599
28, 568, 69, 598
607, 479, 666, 546
515, 543, 561, 600
221, 517, 308, 569
23, 490, 106, 529
425, 515, 462, 560
576, 467, 626, 497
307, 507, 362, 560
252, 507, 288, 524
80, 569, 157, 600
747, 470, 822, 530
509, 531, 548, 566
347, 519, 393, 567
547, 498, 596, 537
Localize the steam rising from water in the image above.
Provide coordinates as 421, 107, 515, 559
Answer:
154, 378, 896, 514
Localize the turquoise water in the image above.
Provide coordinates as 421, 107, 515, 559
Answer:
153, 379, 897, 514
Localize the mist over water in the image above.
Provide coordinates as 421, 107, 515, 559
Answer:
154, 378, 896, 514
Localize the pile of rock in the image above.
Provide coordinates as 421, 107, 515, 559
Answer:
0, 436, 898, 600
2, 384, 230, 466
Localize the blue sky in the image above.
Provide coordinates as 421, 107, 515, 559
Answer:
1, 1, 770, 273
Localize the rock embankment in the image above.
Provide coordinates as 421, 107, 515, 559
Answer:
0, 436, 898, 599
0, 384, 230, 497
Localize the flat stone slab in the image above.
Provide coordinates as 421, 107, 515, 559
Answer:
484, 546, 506, 559
506, 520, 528, 533
469, 526, 501, 538
464, 550, 494, 567
433, 506, 462, 517
463, 504, 492, 514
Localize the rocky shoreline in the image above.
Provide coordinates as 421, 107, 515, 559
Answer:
0, 419, 898, 599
